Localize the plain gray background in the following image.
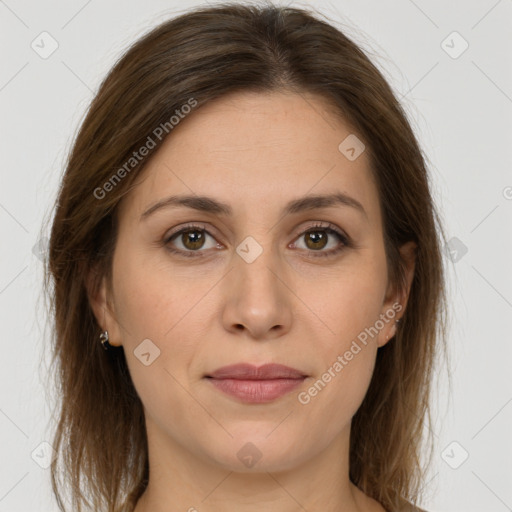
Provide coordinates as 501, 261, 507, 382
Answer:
1, 0, 511, 510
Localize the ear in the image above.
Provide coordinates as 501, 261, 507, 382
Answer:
85, 266, 123, 347
377, 241, 417, 348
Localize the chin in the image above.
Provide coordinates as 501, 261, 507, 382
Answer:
201, 430, 309, 473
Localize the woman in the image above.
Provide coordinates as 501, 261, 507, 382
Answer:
44, 3, 447, 511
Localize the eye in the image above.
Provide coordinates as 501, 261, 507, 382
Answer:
291, 222, 350, 258
164, 223, 218, 257
163, 222, 350, 258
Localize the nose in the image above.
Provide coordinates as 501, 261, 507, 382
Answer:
221, 241, 293, 341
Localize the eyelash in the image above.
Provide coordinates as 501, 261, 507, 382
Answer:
163, 222, 351, 259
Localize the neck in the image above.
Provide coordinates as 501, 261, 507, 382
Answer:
132, 417, 383, 512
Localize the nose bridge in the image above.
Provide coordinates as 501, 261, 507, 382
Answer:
234, 233, 282, 298
221, 231, 292, 337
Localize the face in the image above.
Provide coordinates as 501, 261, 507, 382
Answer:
90, 90, 414, 474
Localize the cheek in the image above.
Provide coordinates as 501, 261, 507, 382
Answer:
294, 265, 385, 415
111, 249, 211, 397
112, 269, 202, 436
298, 262, 387, 346
299, 328, 378, 438
112, 244, 202, 342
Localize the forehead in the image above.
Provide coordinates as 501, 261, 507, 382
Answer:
118, 90, 380, 225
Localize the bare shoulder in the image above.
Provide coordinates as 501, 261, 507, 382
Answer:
382, 501, 428, 512
402, 503, 428, 512
351, 483, 428, 512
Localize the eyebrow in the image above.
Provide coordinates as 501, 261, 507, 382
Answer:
140, 192, 367, 221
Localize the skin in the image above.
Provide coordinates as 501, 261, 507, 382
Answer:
88, 90, 416, 512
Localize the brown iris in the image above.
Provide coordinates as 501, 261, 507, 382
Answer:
303, 229, 328, 250
180, 229, 206, 250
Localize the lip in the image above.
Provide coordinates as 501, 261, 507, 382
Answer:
205, 363, 307, 403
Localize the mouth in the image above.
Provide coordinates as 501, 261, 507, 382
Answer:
204, 363, 307, 404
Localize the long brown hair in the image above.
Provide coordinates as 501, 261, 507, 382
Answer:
43, 3, 448, 511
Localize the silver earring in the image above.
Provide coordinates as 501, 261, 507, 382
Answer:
99, 330, 110, 350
